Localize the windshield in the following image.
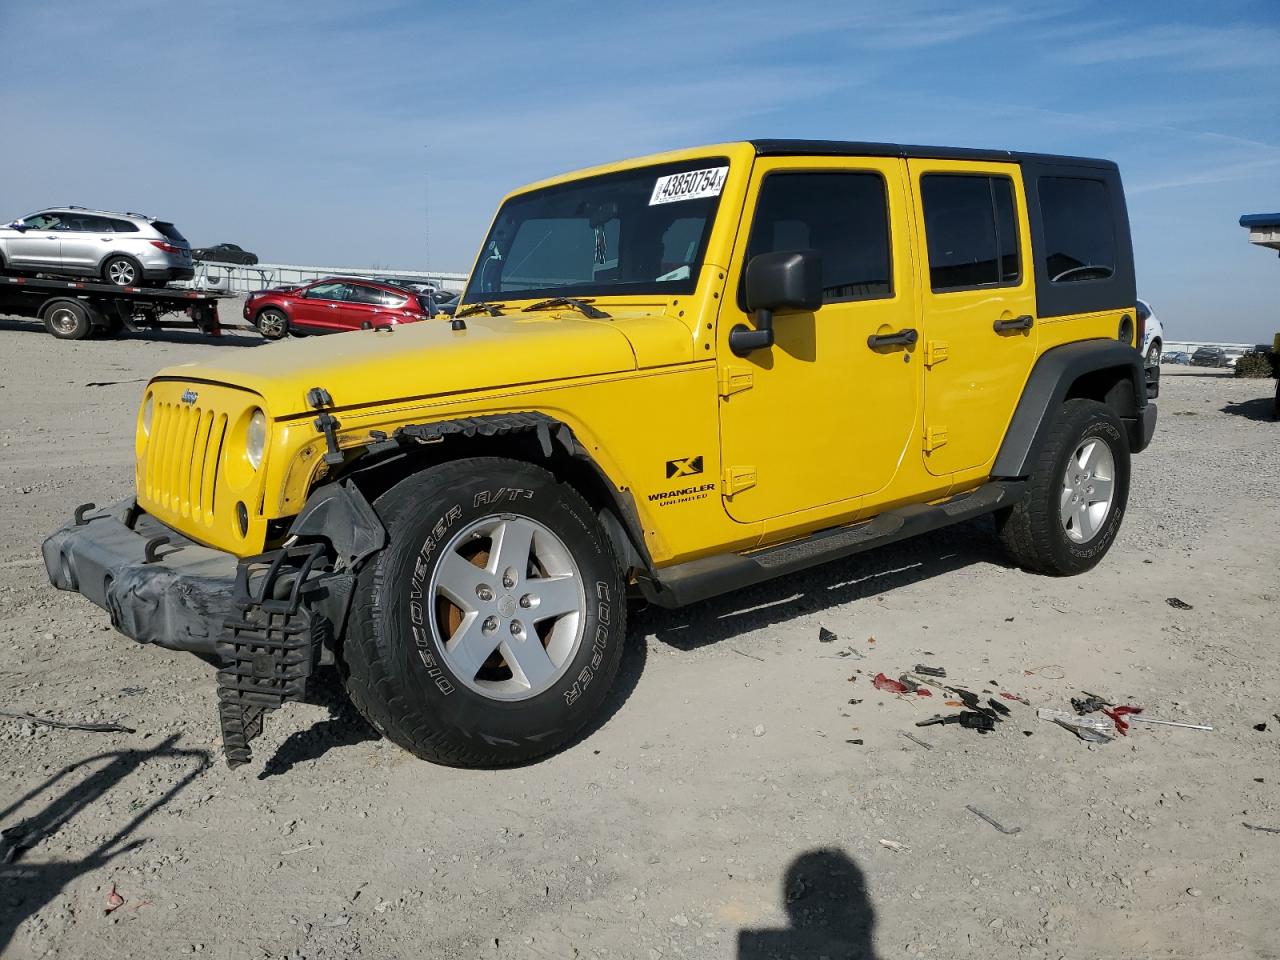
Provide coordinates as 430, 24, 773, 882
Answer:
462, 157, 729, 305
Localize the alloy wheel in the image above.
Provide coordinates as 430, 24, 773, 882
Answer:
1059, 438, 1116, 543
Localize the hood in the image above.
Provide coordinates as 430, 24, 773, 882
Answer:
154, 310, 691, 416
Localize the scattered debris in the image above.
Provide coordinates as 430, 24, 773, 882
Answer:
1166, 597, 1194, 610
845, 739, 864, 746
847, 699, 863, 706
1000, 692, 1031, 706
1, 823, 42, 864
834, 646, 866, 660
896, 675, 921, 693
986, 698, 1011, 717
1253, 722, 1268, 732
1103, 705, 1144, 736
1071, 695, 1110, 715
900, 732, 934, 751
752, 724, 767, 738
945, 700, 965, 708
878, 838, 904, 852
965, 805, 1022, 835
1242, 823, 1280, 835
1127, 716, 1212, 732
917, 712, 996, 734
819, 627, 838, 644
872, 673, 911, 694
105, 884, 125, 915
0, 709, 135, 734
1038, 708, 1115, 743
915, 687, 933, 698
914, 664, 947, 677
731, 648, 764, 662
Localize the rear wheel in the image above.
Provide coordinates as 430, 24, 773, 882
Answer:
1146, 341, 1161, 367
42, 300, 92, 340
255, 308, 288, 340
102, 255, 142, 287
343, 457, 626, 767
996, 399, 1130, 575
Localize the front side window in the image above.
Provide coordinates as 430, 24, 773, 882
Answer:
742, 171, 892, 304
920, 175, 1020, 292
463, 158, 728, 303
23, 213, 66, 230
306, 282, 346, 300
1038, 177, 1116, 283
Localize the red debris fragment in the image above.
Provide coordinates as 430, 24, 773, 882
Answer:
1104, 704, 1144, 736
105, 884, 125, 914
916, 688, 933, 697
1000, 692, 1031, 705
872, 673, 910, 694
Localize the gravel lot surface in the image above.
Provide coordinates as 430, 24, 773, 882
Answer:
1, 311, 1277, 960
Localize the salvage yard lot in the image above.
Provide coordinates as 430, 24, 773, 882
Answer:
1, 316, 1277, 960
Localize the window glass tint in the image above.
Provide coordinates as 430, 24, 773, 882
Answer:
152, 221, 187, 244
1039, 177, 1116, 283
377, 290, 408, 307
743, 172, 892, 304
107, 218, 138, 233
921, 175, 1020, 291
22, 213, 62, 230
306, 282, 346, 300
343, 284, 384, 305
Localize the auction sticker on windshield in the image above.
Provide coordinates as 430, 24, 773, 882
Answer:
650, 166, 728, 205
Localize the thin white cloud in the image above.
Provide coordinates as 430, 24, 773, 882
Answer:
1058, 22, 1280, 70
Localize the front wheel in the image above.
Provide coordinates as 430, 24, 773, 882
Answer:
1146, 342, 1161, 367
343, 457, 626, 767
255, 308, 288, 340
996, 399, 1130, 575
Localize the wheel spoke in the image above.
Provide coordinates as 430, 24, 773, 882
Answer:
492, 518, 535, 583
1059, 487, 1075, 526
1076, 440, 1098, 473
501, 636, 557, 691
445, 612, 499, 681
1073, 501, 1092, 538
1089, 475, 1114, 503
527, 575, 581, 622
436, 550, 487, 610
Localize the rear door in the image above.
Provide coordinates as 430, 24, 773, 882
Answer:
908, 160, 1037, 477
339, 283, 388, 329
58, 214, 112, 274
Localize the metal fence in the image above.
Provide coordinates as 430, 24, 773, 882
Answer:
178, 261, 468, 295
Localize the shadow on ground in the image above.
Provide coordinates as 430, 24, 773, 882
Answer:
739, 847, 878, 959
634, 518, 1007, 651
258, 676, 381, 780
1221, 394, 1278, 422
0, 734, 210, 955
0, 317, 263, 347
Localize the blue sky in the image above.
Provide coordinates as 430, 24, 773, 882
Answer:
1, 0, 1277, 341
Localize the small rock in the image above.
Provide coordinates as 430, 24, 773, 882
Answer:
1187, 887, 1202, 898
752, 724, 766, 738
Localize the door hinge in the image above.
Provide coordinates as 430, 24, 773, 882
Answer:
924, 425, 948, 453
924, 340, 949, 368
718, 366, 754, 397
722, 465, 757, 496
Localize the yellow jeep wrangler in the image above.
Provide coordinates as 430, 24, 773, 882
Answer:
44, 140, 1156, 768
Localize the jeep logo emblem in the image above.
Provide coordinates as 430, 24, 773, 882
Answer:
180, 389, 198, 405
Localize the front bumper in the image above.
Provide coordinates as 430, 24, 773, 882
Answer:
42, 501, 237, 654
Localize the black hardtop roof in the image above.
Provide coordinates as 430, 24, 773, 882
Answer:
749, 139, 1118, 170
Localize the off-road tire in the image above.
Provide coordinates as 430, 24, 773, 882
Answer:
343, 457, 626, 767
41, 300, 92, 340
996, 399, 1130, 576
102, 255, 143, 287
255, 308, 288, 341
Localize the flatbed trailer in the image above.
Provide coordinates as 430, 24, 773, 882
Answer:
0, 275, 254, 340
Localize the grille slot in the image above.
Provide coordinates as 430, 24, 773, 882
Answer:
144, 400, 228, 528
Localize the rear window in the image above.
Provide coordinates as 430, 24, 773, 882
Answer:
152, 221, 187, 244
920, 175, 1020, 292
1038, 178, 1116, 284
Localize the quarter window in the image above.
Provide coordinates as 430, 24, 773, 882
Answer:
743, 172, 892, 304
1038, 177, 1116, 283
920, 175, 1020, 291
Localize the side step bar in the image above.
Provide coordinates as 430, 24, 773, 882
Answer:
639, 480, 1025, 608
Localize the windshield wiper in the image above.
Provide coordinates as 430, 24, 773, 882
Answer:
524, 297, 610, 319
455, 301, 506, 318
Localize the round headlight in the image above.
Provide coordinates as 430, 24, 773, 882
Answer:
246, 409, 267, 470
141, 395, 153, 436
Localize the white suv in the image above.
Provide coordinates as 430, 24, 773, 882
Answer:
1137, 298, 1163, 366
0, 207, 194, 287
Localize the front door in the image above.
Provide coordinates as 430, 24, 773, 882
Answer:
58, 213, 110, 274
7, 212, 64, 269
907, 160, 1038, 476
717, 158, 920, 524
293, 281, 349, 330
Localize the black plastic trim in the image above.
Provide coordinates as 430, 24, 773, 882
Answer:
749, 139, 1117, 170
992, 339, 1148, 479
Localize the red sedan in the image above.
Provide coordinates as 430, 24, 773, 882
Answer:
243, 277, 431, 340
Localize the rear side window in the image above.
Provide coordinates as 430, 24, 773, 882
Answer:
1038, 177, 1116, 283
151, 221, 187, 244
920, 175, 1020, 292
343, 284, 383, 305
108, 219, 139, 233
742, 171, 892, 304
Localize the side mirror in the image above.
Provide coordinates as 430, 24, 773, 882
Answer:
730, 249, 823, 356
7, 219, 26, 232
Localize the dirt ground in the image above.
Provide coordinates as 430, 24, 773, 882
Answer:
1, 308, 1277, 960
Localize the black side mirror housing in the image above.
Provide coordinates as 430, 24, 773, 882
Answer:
730, 250, 823, 356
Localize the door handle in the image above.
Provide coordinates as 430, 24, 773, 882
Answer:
867, 328, 918, 349
993, 314, 1034, 332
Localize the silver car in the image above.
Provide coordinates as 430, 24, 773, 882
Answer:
0, 206, 194, 287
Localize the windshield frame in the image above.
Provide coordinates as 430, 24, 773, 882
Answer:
461, 155, 731, 307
